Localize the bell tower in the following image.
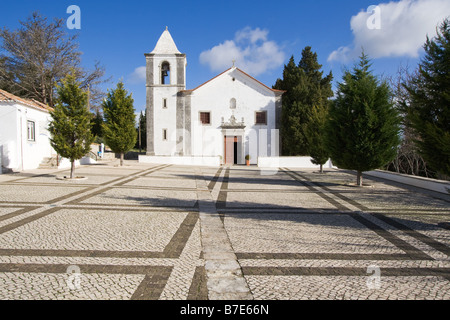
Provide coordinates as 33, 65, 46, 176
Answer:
145, 27, 187, 156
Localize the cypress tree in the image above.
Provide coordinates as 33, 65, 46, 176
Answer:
102, 82, 137, 166
274, 47, 333, 156
403, 19, 450, 178
306, 101, 331, 173
91, 109, 104, 140
326, 53, 401, 186
274, 56, 302, 155
134, 111, 147, 151
49, 73, 94, 179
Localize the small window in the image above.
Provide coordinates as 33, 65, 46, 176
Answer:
255, 111, 267, 125
230, 98, 236, 109
200, 112, 211, 125
27, 120, 35, 141
162, 129, 168, 141
163, 98, 167, 109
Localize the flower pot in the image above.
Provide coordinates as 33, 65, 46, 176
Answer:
246, 160, 250, 166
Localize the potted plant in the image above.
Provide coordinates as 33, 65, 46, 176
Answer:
245, 155, 250, 166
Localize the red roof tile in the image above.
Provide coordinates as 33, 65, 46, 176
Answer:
0, 89, 53, 112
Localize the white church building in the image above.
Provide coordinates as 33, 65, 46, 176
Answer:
139, 28, 284, 166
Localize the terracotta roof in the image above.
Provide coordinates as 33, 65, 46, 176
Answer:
180, 67, 286, 94
0, 89, 53, 113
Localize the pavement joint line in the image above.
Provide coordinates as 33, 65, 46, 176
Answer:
195, 168, 253, 300
281, 168, 350, 211
0, 209, 198, 259
371, 213, 450, 257
52, 164, 170, 206
208, 167, 224, 191
1, 162, 449, 300
282, 167, 435, 261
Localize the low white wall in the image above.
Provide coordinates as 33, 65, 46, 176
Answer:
59, 156, 96, 169
139, 155, 220, 167
258, 156, 334, 169
80, 156, 97, 165
365, 170, 450, 195
58, 158, 80, 169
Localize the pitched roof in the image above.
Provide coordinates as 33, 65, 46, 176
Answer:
151, 28, 181, 54
0, 89, 53, 113
181, 67, 285, 95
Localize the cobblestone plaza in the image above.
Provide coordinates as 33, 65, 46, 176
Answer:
0, 161, 448, 300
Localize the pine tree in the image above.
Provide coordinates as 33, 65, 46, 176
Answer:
49, 73, 94, 179
274, 56, 301, 155
326, 53, 401, 186
403, 19, 450, 178
306, 101, 331, 173
273, 47, 333, 156
134, 111, 147, 151
102, 82, 137, 166
91, 109, 104, 140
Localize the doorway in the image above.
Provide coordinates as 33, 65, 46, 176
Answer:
224, 136, 241, 165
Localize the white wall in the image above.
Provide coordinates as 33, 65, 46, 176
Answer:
0, 102, 54, 171
139, 155, 220, 167
258, 157, 334, 169
190, 68, 278, 164
0, 104, 18, 170
153, 86, 179, 156
365, 170, 450, 195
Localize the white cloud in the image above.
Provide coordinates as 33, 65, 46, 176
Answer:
199, 27, 285, 76
128, 66, 146, 83
328, 0, 450, 62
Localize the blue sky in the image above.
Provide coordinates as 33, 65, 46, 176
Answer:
1, 0, 449, 114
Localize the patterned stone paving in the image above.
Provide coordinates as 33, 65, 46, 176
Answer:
0, 161, 448, 300
220, 167, 450, 300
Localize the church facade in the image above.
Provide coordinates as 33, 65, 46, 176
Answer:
140, 28, 284, 166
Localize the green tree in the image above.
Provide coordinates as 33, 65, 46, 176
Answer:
306, 102, 331, 173
402, 19, 450, 178
274, 56, 301, 155
91, 110, 104, 141
102, 82, 137, 166
135, 110, 147, 151
274, 47, 333, 156
326, 53, 401, 186
49, 73, 94, 179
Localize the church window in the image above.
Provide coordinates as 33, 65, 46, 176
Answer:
163, 98, 167, 109
162, 129, 168, 140
161, 62, 170, 85
200, 112, 211, 125
255, 111, 267, 125
230, 98, 236, 109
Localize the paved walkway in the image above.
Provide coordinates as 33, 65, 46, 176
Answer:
0, 161, 448, 300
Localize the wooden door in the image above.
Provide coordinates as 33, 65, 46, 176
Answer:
224, 136, 237, 165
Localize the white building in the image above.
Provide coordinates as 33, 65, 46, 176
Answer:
0, 89, 55, 171
139, 28, 284, 166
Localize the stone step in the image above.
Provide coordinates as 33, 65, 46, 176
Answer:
38, 156, 58, 169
